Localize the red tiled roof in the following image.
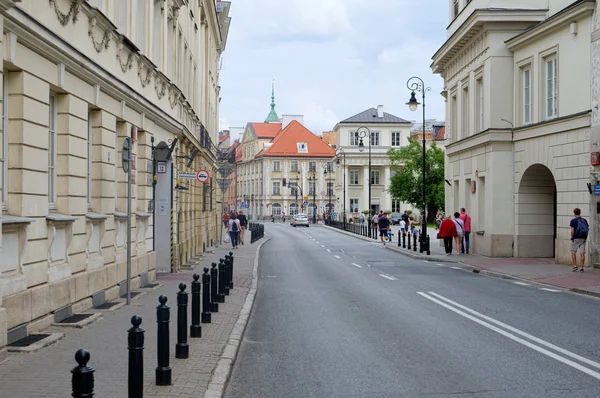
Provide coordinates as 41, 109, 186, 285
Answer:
435, 127, 445, 141
257, 120, 335, 158
251, 123, 282, 139
235, 145, 242, 162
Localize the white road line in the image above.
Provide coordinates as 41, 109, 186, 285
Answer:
316, 242, 320, 244
340, 249, 345, 253
379, 274, 397, 281
426, 292, 600, 372
539, 288, 562, 292
327, 249, 331, 252
351, 263, 363, 268
451, 266, 462, 270
320, 245, 325, 248
513, 282, 531, 286
334, 255, 341, 259
436, 264, 444, 266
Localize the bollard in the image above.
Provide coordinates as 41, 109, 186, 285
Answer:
413, 234, 417, 252
128, 315, 144, 398
210, 263, 219, 312
228, 251, 234, 289
155, 295, 171, 386
190, 274, 201, 338
398, 230, 401, 247
71, 349, 95, 398
426, 235, 431, 256
223, 257, 231, 296
202, 267, 212, 323
218, 259, 226, 303
407, 232, 411, 250
402, 232, 406, 248
175, 283, 189, 359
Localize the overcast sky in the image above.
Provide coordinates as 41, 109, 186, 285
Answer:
219, 0, 448, 140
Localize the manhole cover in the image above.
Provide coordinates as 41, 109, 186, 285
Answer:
143, 283, 160, 288
120, 291, 141, 299
8, 334, 51, 347
59, 314, 94, 324
94, 302, 120, 310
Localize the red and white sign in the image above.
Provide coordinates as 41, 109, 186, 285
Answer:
196, 170, 210, 183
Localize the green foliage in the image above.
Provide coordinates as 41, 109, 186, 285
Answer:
388, 138, 445, 221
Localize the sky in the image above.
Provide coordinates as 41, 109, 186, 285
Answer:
219, 0, 448, 140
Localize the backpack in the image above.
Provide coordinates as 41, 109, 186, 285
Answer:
575, 218, 589, 238
231, 220, 239, 232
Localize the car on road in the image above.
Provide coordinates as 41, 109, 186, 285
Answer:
391, 213, 402, 225
292, 214, 309, 227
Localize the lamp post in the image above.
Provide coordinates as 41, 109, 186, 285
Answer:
357, 126, 372, 231
406, 76, 431, 255
334, 148, 346, 229
308, 171, 317, 224
250, 194, 254, 221
321, 162, 332, 219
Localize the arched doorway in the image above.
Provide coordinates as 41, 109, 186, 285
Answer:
271, 203, 282, 216
289, 203, 299, 216
515, 164, 557, 258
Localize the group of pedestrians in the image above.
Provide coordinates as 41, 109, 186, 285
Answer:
437, 208, 471, 255
224, 210, 248, 249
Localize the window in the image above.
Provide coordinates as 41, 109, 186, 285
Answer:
453, 0, 459, 18
273, 161, 280, 172
391, 131, 401, 147
326, 162, 333, 172
166, 17, 175, 78
48, 93, 57, 208
272, 181, 280, 195
114, 0, 128, 35
475, 78, 483, 132
290, 203, 298, 216
87, 112, 92, 209
370, 170, 380, 185
462, 85, 469, 138
136, 0, 147, 53
451, 94, 457, 142
521, 68, 531, 125
0, 74, 7, 208
370, 132, 379, 146
309, 181, 316, 196
392, 200, 401, 213
545, 57, 557, 119
309, 161, 316, 172
350, 131, 360, 146
349, 170, 359, 185
271, 203, 282, 216
291, 160, 298, 172
350, 199, 359, 213
327, 182, 333, 195
153, 0, 162, 66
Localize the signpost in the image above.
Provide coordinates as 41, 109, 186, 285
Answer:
121, 137, 132, 305
196, 170, 210, 183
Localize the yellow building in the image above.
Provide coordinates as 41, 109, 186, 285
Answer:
0, 0, 230, 352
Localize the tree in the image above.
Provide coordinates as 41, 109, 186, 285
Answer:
388, 138, 445, 223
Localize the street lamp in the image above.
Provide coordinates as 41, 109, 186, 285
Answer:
308, 171, 317, 224
357, 126, 372, 232
321, 161, 333, 220
334, 148, 346, 229
406, 76, 431, 255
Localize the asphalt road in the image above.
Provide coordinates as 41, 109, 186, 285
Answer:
225, 223, 600, 398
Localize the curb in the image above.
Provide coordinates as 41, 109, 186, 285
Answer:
203, 234, 272, 398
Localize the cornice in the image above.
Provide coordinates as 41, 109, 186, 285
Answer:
0, 0, 21, 12
445, 129, 513, 157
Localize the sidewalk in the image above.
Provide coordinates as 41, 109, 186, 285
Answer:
324, 225, 600, 299
0, 234, 267, 398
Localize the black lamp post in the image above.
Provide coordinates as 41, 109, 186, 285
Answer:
321, 162, 332, 218
334, 148, 346, 229
250, 194, 254, 221
308, 171, 317, 224
406, 76, 431, 255
357, 126, 372, 227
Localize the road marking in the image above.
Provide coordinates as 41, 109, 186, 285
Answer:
422, 292, 600, 375
436, 264, 444, 266
513, 282, 531, 286
379, 274, 397, 281
340, 249, 345, 253
351, 263, 363, 268
334, 255, 341, 259
316, 241, 320, 244
320, 245, 325, 248
539, 288, 562, 292
451, 266, 462, 270
327, 249, 331, 252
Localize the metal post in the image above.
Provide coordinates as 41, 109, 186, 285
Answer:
175, 283, 189, 359
223, 257, 231, 296
125, 138, 132, 305
202, 267, 212, 323
210, 263, 219, 312
128, 315, 144, 398
414, 233, 417, 252
228, 251, 234, 289
402, 232, 406, 248
190, 274, 201, 338
155, 295, 171, 386
407, 231, 411, 250
71, 349, 95, 398
218, 259, 226, 303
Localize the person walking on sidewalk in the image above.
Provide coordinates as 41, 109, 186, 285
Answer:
237, 210, 248, 245
460, 208, 472, 254
372, 212, 379, 236
570, 207, 589, 272
453, 212, 465, 254
438, 215, 457, 255
378, 211, 390, 245
227, 212, 241, 249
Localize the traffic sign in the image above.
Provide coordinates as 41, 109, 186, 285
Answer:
178, 171, 197, 179
303, 196, 308, 201
303, 200, 308, 206
196, 170, 210, 183
218, 164, 233, 178
217, 178, 231, 192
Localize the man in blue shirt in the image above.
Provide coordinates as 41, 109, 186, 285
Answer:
570, 207, 589, 272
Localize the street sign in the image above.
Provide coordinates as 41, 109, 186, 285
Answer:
157, 161, 167, 173
303, 196, 309, 201
594, 184, 600, 196
218, 164, 233, 178
178, 171, 197, 179
217, 178, 232, 193
303, 200, 308, 206
196, 170, 210, 183
121, 137, 131, 173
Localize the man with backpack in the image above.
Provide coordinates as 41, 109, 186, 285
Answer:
570, 207, 589, 272
377, 211, 390, 246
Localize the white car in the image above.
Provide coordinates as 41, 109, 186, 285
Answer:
292, 214, 309, 227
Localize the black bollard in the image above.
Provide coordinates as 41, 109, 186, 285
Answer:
218, 259, 226, 303
210, 263, 219, 312
407, 232, 411, 250
155, 295, 171, 386
128, 315, 144, 398
228, 252, 234, 289
426, 235, 431, 256
413, 234, 417, 251
398, 230, 402, 247
71, 349, 95, 398
202, 267, 212, 323
175, 283, 189, 359
190, 274, 201, 338
223, 257, 231, 296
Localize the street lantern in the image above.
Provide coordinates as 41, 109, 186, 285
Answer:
357, 127, 372, 225
406, 91, 420, 112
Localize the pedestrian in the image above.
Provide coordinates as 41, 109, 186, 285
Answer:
378, 211, 390, 245
453, 212, 464, 254
438, 215, 457, 255
570, 207, 589, 272
435, 213, 442, 230
359, 213, 365, 225
227, 211, 241, 249
459, 208, 472, 254
372, 212, 379, 235
222, 211, 229, 228
237, 210, 248, 245
399, 218, 406, 236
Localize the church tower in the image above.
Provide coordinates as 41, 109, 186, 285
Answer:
264, 80, 280, 123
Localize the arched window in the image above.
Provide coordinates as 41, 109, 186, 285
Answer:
308, 203, 317, 216
289, 203, 299, 216
272, 203, 282, 216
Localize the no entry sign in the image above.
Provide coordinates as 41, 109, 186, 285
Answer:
196, 170, 210, 183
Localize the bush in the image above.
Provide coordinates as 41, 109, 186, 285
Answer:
406, 210, 413, 215
385, 210, 392, 214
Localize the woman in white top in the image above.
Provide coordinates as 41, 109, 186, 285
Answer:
453, 212, 465, 254
227, 212, 242, 249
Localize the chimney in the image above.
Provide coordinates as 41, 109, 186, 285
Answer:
377, 105, 384, 118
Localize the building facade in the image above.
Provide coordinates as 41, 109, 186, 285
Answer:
432, 0, 593, 262
0, 0, 230, 352
333, 106, 414, 219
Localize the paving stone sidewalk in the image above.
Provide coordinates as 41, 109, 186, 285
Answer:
0, 238, 262, 398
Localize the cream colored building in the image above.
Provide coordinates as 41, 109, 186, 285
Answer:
0, 0, 230, 353
333, 106, 414, 218
432, 0, 593, 262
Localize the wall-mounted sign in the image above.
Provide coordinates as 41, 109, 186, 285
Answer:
594, 184, 600, 196
157, 161, 167, 173
178, 171, 197, 179
592, 152, 600, 166
196, 170, 210, 183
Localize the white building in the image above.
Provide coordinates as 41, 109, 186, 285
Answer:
333, 106, 414, 218
432, 0, 594, 262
